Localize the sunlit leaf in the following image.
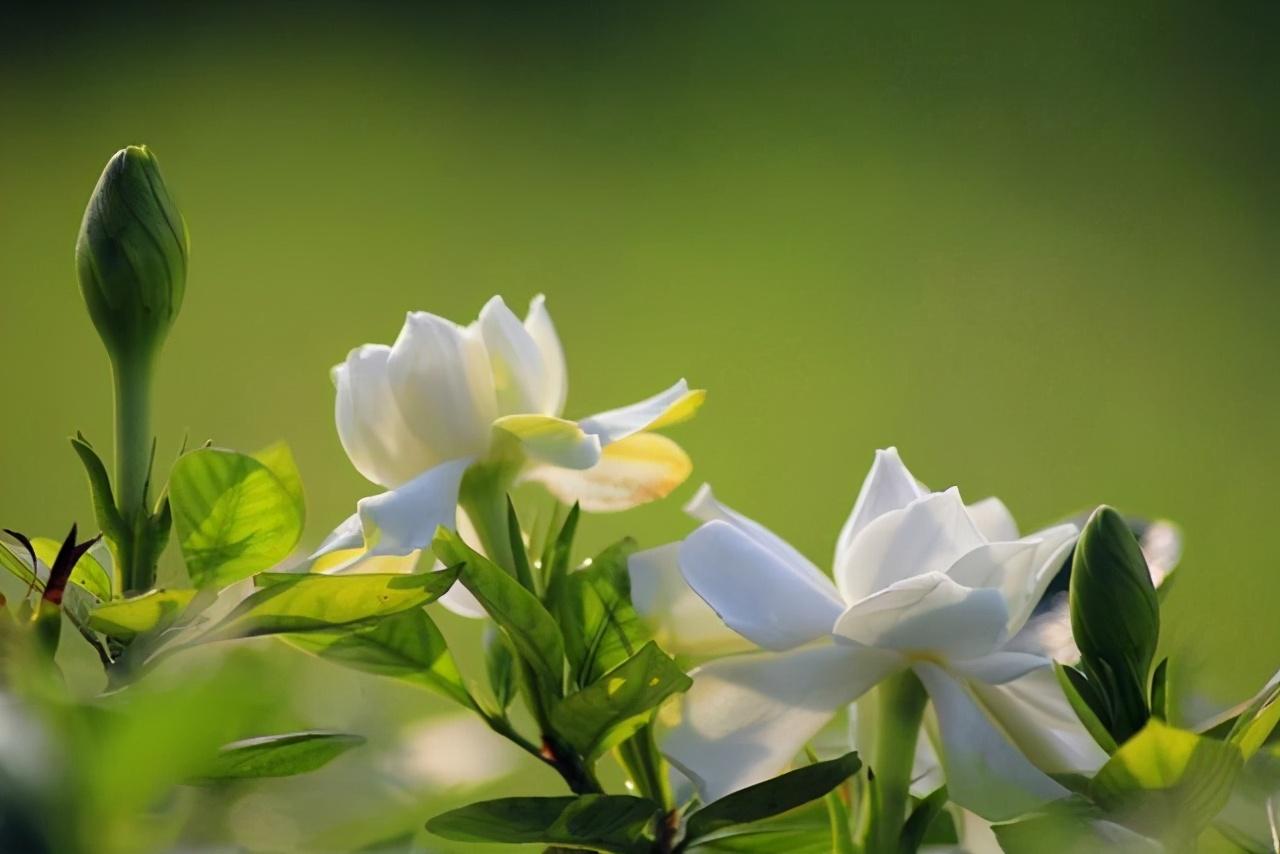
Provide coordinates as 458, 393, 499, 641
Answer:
285, 606, 473, 709
1226, 670, 1280, 760
556, 537, 646, 688
29, 537, 111, 602
88, 588, 199, 641
550, 641, 689, 760
169, 445, 305, 589
426, 795, 660, 853
201, 568, 459, 642
192, 731, 364, 782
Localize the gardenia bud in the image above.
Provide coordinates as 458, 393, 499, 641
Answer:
76, 145, 188, 364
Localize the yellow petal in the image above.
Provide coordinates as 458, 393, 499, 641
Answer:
647, 388, 706, 432
523, 432, 693, 512
493, 414, 602, 470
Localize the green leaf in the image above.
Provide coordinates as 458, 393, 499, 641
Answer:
192, 731, 364, 782
433, 527, 564, 699
70, 433, 126, 543
0, 535, 42, 591
556, 538, 647, 688
201, 568, 460, 642
542, 502, 580, 606
506, 496, 536, 592
285, 606, 474, 709
1055, 663, 1118, 754
992, 797, 1163, 854
426, 795, 661, 853
1090, 719, 1243, 841
484, 625, 517, 711
550, 641, 690, 760
169, 446, 305, 589
1226, 670, 1280, 760
1070, 506, 1159, 742
686, 800, 832, 853
1149, 658, 1169, 721
88, 588, 199, 640
684, 751, 863, 843
252, 441, 305, 520
899, 786, 948, 854
29, 537, 111, 602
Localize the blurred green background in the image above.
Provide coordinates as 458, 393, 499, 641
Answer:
2, 2, 1278, 849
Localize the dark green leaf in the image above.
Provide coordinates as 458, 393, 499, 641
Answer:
169, 446, 305, 589
70, 433, 126, 543
202, 568, 460, 641
551, 641, 690, 760
556, 538, 646, 688
1149, 658, 1169, 721
427, 795, 660, 853
899, 787, 947, 854
484, 625, 517, 711
684, 751, 862, 843
507, 496, 536, 592
285, 606, 473, 709
1070, 506, 1158, 742
685, 799, 832, 853
433, 527, 564, 699
1055, 663, 1118, 754
192, 731, 364, 782
542, 502, 580, 606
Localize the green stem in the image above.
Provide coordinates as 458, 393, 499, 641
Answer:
861, 669, 928, 854
617, 723, 672, 808
458, 464, 518, 576
111, 351, 156, 593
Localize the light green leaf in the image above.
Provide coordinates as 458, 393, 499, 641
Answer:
169, 446, 305, 589
88, 588, 199, 640
1090, 719, 1243, 841
192, 731, 364, 782
992, 797, 1163, 854
556, 537, 647, 688
426, 795, 661, 853
551, 641, 690, 760
284, 606, 473, 709
684, 751, 862, 844
433, 527, 564, 699
29, 537, 111, 602
201, 568, 460, 642
1227, 671, 1280, 760
0, 536, 41, 590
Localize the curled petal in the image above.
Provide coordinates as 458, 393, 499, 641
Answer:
387, 312, 496, 462
834, 572, 1008, 661
834, 447, 924, 565
914, 661, 1068, 821
681, 520, 845, 651
629, 543, 755, 657
577, 379, 705, 446
333, 345, 439, 488
966, 496, 1020, 542
493, 414, 601, 470
835, 488, 986, 603
478, 295, 555, 416
663, 644, 901, 802
970, 667, 1108, 775
523, 295, 568, 417
947, 524, 1078, 636
521, 432, 692, 512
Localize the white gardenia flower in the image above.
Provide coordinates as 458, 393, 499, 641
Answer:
308, 295, 703, 576
655, 448, 1107, 821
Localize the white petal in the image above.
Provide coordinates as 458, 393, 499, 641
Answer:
684, 483, 832, 597
835, 488, 986, 603
834, 447, 924, 566
437, 581, 488, 618
947, 525, 1078, 636
576, 379, 704, 446
521, 432, 692, 512
966, 496, 1020, 542
680, 520, 845, 651
914, 661, 1068, 821
663, 644, 901, 802
970, 667, 1108, 775
523, 295, 568, 417
386, 311, 496, 462
307, 459, 471, 573
848, 698, 943, 798
950, 651, 1051, 685
333, 345, 439, 488
492, 414, 601, 470
833, 572, 1008, 661
628, 543, 754, 657
478, 295, 553, 416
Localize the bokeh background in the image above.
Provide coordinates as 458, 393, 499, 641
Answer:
2, 2, 1279, 850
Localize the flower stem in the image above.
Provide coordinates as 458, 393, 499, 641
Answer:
111, 351, 155, 593
616, 723, 672, 808
861, 668, 928, 854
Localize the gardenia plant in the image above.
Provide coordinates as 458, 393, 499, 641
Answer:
0, 146, 1277, 854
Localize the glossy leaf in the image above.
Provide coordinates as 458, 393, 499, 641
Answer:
201, 568, 460, 642
685, 800, 832, 853
899, 786, 948, 854
551, 641, 690, 760
433, 527, 564, 699
70, 433, 126, 543
484, 625, 517, 711
169, 445, 305, 589
285, 606, 473, 709
542, 502, 580, 606
1090, 719, 1242, 841
426, 795, 660, 853
1226, 669, 1280, 760
684, 751, 863, 843
29, 537, 111, 602
556, 537, 646, 688
1070, 506, 1159, 742
1055, 663, 1118, 754
88, 588, 199, 640
193, 731, 364, 782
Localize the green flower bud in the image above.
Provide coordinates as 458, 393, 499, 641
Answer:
76, 145, 188, 364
